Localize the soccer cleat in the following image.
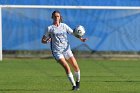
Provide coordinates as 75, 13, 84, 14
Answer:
76, 81, 80, 90
72, 82, 80, 91
72, 86, 77, 90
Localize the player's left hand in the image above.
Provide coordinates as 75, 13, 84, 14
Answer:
80, 38, 88, 42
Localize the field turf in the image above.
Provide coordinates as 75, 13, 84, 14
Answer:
0, 58, 140, 93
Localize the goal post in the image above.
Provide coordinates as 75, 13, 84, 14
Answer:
0, 7, 2, 61
1, 5, 140, 9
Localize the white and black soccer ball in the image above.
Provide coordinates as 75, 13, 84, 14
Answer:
74, 25, 85, 37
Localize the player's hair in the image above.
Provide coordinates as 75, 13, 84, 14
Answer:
51, 10, 63, 23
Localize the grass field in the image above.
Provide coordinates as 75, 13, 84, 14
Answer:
0, 58, 140, 93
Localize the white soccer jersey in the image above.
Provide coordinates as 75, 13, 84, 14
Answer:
44, 23, 73, 52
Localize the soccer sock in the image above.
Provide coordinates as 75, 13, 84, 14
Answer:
67, 72, 76, 86
75, 71, 80, 82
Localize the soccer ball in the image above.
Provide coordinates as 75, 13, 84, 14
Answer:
74, 25, 85, 37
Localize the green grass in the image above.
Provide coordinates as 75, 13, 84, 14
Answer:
0, 58, 140, 93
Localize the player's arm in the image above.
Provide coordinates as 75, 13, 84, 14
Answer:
41, 27, 51, 44
41, 35, 51, 44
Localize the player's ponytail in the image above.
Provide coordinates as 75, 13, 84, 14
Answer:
51, 10, 63, 23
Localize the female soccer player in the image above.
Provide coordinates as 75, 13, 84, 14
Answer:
41, 10, 88, 90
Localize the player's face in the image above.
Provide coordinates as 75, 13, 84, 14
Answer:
53, 13, 61, 23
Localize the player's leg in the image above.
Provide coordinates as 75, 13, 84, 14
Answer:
67, 57, 80, 90
52, 52, 71, 74
67, 56, 80, 72
53, 51, 76, 90
57, 58, 76, 90
58, 58, 71, 74
53, 52, 76, 88
64, 50, 80, 90
67, 56, 80, 90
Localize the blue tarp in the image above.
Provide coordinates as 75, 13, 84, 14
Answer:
2, 8, 140, 51
1, 1, 140, 51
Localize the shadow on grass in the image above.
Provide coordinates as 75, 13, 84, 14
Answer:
0, 88, 74, 92
0, 89, 41, 91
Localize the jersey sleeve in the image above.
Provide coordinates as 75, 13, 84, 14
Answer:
44, 27, 51, 38
64, 24, 73, 34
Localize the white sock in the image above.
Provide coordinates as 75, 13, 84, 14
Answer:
67, 72, 76, 86
75, 71, 80, 82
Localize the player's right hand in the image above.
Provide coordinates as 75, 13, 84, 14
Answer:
41, 35, 51, 44
41, 35, 47, 44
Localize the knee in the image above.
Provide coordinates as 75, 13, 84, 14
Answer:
63, 65, 71, 74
